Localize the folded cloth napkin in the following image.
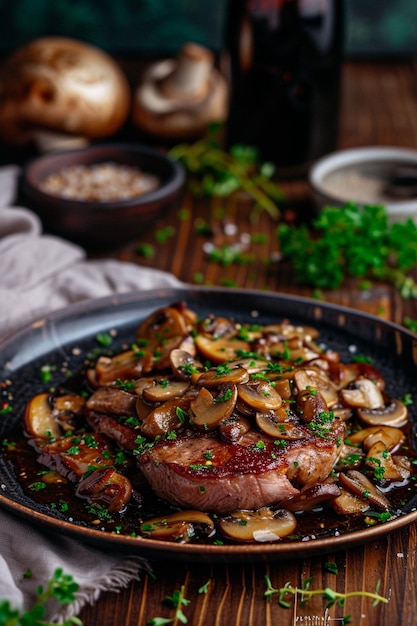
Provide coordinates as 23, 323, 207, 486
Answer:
0, 164, 184, 620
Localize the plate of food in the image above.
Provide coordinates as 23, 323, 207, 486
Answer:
1, 286, 417, 563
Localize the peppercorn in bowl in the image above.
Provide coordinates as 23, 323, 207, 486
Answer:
21, 143, 185, 249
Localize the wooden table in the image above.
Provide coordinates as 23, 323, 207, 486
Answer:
79, 59, 417, 625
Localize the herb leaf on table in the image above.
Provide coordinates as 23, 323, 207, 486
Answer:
277, 203, 417, 294
169, 127, 284, 220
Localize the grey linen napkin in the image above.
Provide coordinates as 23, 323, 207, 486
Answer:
0, 164, 183, 620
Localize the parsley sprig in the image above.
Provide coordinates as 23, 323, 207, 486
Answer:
169, 126, 283, 220
0, 568, 81, 626
278, 203, 417, 294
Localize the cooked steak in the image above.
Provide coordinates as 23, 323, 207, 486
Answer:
137, 422, 345, 514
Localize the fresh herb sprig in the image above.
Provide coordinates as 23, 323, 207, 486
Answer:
264, 574, 388, 611
169, 127, 283, 220
277, 203, 417, 294
0, 568, 81, 626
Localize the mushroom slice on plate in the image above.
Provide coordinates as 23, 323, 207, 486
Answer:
296, 389, 328, 424
348, 425, 405, 452
279, 481, 341, 512
140, 510, 214, 542
237, 380, 282, 412
341, 377, 384, 409
76, 467, 132, 513
256, 412, 306, 440
197, 365, 250, 388
338, 470, 391, 511
218, 507, 296, 542
293, 368, 338, 407
169, 348, 203, 380
190, 384, 237, 431
357, 397, 408, 428
140, 395, 193, 439
365, 441, 410, 482
194, 334, 251, 364
142, 377, 190, 403
24, 392, 62, 439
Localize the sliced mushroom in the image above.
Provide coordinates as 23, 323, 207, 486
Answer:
219, 415, 252, 442
227, 358, 268, 374
136, 306, 188, 343
296, 389, 328, 424
334, 443, 365, 471
197, 365, 249, 388
293, 368, 338, 407
94, 349, 150, 385
332, 487, 371, 515
140, 510, 214, 542
262, 323, 319, 341
279, 481, 341, 512
140, 396, 192, 439
341, 378, 384, 409
365, 441, 406, 482
256, 412, 306, 440
142, 377, 190, 403
169, 348, 203, 380
218, 507, 296, 542
338, 470, 391, 511
357, 398, 408, 428
237, 380, 282, 412
76, 467, 132, 513
348, 425, 405, 452
194, 334, 250, 364
190, 384, 237, 431
24, 392, 61, 439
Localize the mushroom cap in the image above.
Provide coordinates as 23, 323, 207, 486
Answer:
0, 37, 131, 145
132, 42, 228, 140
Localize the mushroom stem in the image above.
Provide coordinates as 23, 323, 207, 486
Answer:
159, 43, 214, 102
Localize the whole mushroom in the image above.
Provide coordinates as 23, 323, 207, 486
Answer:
132, 42, 228, 140
0, 37, 131, 150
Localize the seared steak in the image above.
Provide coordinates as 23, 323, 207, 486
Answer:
137, 422, 345, 514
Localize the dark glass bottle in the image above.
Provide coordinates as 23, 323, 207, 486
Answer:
225, 0, 345, 176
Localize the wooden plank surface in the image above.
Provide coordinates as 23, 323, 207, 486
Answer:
78, 59, 417, 625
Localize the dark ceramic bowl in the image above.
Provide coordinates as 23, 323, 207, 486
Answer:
21, 143, 185, 249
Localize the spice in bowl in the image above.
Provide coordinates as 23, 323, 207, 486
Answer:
39, 161, 160, 202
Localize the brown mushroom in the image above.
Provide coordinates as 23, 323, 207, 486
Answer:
197, 365, 250, 388
24, 392, 61, 439
279, 481, 341, 512
296, 389, 328, 424
348, 425, 405, 453
76, 467, 132, 513
190, 384, 237, 431
341, 377, 384, 409
218, 507, 296, 542
93, 349, 151, 386
169, 348, 203, 380
142, 377, 190, 403
140, 395, 192, 439
140, 510, 214, 542
357, 398, 408, 428
237, 380, 282, 412
365, 441, 409, 482
338, 470, 391, 511
132, 43, 228, 141
0, 37, 130, 149
194, 334, 250, 364
293, 368, 338, 407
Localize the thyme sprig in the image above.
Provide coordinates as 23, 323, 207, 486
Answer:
264, 574, 388, 610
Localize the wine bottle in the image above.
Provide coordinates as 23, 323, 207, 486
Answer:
225, 0, 345, 176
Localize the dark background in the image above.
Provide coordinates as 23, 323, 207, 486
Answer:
0, 0, 416, 59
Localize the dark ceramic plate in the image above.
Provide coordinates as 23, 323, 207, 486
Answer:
1, 286, 417, 563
